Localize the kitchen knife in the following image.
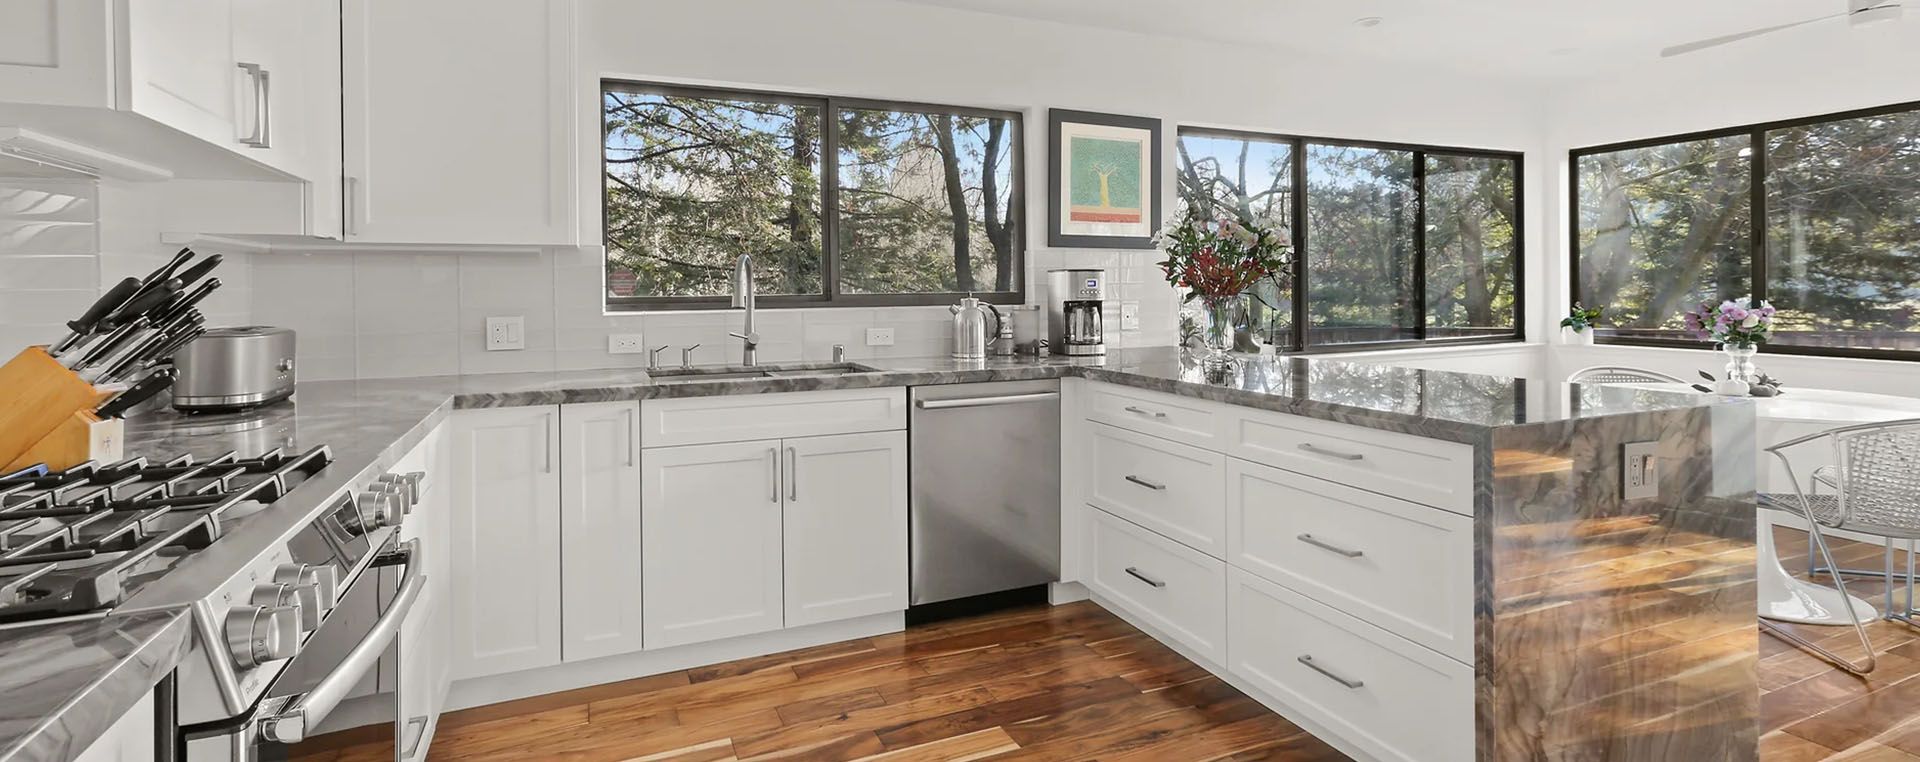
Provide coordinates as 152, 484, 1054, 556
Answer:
173, 253, 222, 289
136, 248, 194, 291
49, 277, 142, 356
154, 278, 220, 324
101, 278, 181, 330
95, 367, 176, 418
95, 313, 204, 384
62, 318, 147, 369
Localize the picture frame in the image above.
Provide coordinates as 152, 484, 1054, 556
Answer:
1047, 109, 1162, 249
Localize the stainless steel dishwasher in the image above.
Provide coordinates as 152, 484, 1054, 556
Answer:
909, 380, 1062, 612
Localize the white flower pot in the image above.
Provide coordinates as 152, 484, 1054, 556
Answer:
1565, 327, 1594, 346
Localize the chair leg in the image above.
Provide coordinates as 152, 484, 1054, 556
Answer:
1762, 516, 1877, 675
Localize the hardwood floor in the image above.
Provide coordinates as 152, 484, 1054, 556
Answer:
307, 525, 1920, 761
1764, 526, 1920, 760
312, 601, 1351, 761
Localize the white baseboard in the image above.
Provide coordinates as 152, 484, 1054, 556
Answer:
1048, 581, 1089, 605
445, 612, 904, 712
1082, 592, 1380, 762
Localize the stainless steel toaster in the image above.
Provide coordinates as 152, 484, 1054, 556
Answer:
171, 326, 297, 412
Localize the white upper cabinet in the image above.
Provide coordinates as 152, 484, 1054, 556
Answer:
0, 0, 338, 184
559, 401, 645, 662
341, 0, 578, 245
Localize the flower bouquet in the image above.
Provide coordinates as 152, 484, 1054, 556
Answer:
1683, 297, 1775, 392
1156, 208, 1292, 369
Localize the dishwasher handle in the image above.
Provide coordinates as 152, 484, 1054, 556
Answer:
915, 391, 1059, 410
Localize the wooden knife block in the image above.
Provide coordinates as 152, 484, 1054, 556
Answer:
0, 346, 116, 471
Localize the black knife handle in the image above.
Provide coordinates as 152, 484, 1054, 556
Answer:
69, 277, 141, 334
98, 368, 176, 418
174, 254, 223, 288
103, 279, 181, 329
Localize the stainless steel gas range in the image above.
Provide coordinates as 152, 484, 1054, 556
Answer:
0, 445, 430, 761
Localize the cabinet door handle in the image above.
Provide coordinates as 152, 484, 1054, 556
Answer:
1297, 533, 1365, 558
1124, 475, 1166, 491
1297, 655, 1365, 689
344, 176, 359, 237
254, 66, 272, 149
1298, 443, 1364, 461
766, 448, 778, 503
1123, 405, 1168, 419
624, 408, 636, 467
786, 446, 798, 501
236, 62, 266, 146
543, 413, 553, 473
1124, 567, 1166, 588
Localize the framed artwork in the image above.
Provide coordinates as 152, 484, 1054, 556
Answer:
1048, 109, 1162, 249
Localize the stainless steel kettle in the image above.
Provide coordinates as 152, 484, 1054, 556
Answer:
949, 296, 1003, 360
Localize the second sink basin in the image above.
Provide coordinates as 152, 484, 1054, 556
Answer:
648, 363, 879, 383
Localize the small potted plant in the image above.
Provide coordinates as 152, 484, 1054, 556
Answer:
1156, 208, 1292, 371
1560, 303, 1603, 345
1684, 297, 1775, 394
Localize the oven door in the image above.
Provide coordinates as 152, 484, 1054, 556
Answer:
185, 537, 426, 761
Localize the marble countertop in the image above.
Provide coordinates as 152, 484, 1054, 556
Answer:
6, 345, 1727, 760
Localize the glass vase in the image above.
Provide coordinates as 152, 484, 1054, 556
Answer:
1722, 342, 1759, 384
1201, 295, 1244, 371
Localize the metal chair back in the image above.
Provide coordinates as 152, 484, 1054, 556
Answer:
1566, 365, 1687, 385
1830, 420, 1920, 539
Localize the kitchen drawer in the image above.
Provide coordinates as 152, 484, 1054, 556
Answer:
1227, 458, 1474, 662
1086, 507, 1226, 663
1227, 568, 1473, 762
1226, 407, 1474, 515
1087, 422, 1227, 557
1084, 383, 1224, 449
640, 388, 906, 447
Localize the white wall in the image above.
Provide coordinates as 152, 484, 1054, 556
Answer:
1538, 18, 1920, 395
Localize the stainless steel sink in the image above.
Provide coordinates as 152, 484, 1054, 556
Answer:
648, 363, 878, 383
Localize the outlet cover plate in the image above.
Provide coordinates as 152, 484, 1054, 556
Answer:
865, 327, 895, 346
1120, 301, 1140, 330
486, 316, 524, 351
1622, 440, 1659, 500
608, 333, 646, 354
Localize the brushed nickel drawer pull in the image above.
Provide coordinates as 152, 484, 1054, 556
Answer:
1298, 655, 1365, 689
1124, 567, 1166, 588
1124, 475, 1167, 491
1297, 533, 1365, 558
1298, 443, 1364, 461
1123, 405, 1168, 419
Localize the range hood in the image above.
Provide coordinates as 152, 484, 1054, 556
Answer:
0, 127, 173, 182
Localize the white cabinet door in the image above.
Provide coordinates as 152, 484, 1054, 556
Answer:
560, 401, 644, 661
341, 0, 576, 245
122, 0, 243, 150
0, 0, 112, 106
230, 0, 344, 209
642, 440, 784, 648
783, 431, 908, 627
449, 406, 561, 680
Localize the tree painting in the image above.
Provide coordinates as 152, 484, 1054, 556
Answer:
1069, 136, 1143, 224
603, 88, 1017, 301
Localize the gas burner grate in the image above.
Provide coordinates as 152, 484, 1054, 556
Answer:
0, 445, 332, 624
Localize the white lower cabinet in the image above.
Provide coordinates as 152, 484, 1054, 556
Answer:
1083, 508, 1226, 663
641, 439, 787, 648
1227, 567, 1473, 762
559, 401, 645, 661
783, 431, 909, 627
449, 405, 561, 680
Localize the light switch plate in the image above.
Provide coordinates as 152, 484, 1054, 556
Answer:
1120, 301, 1140, 331
865, 327, 895, 346
1622, 441, 1659, 500
485, 316, 524, 351
608, 333, 646, 354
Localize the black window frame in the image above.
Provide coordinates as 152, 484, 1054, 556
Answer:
1568, 99, 1920, 362
1176, 126, 1527, 354
602, 80, 1027, 311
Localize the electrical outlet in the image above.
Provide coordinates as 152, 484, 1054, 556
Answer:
485, 316, 524, 351
1120, 301, 1140, 331
608, 333, 646, 354
865, 327, 895, 346
1622, 440, 1659, 500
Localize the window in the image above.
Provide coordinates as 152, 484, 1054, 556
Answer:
1175, 128, 1523, 351
602, 82, 1022, 308
1572, 101, 1920, 359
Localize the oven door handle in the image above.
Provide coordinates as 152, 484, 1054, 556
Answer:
259, 539, 425, 744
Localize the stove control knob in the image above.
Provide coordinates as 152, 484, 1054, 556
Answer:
377, 472, 424, 506
370, 480, 412, 516
274, 563, 339, 613
251, 583, 318, 632
355, 491, 401, 529
225, 604, 300, 669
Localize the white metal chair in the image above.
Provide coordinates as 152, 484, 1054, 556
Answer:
1760, 418, 1920, 674
1566, 365, 1688, 385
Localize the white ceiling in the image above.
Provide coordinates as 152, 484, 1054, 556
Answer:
888, 0, 1901, 81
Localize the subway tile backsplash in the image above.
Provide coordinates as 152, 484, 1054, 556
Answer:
1, 174, 1178, 380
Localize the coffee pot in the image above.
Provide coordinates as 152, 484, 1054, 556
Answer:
949, 296, 1003, 360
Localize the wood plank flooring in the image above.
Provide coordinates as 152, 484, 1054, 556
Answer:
310, 601, 1350, 761
307, 524, 1920, 761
